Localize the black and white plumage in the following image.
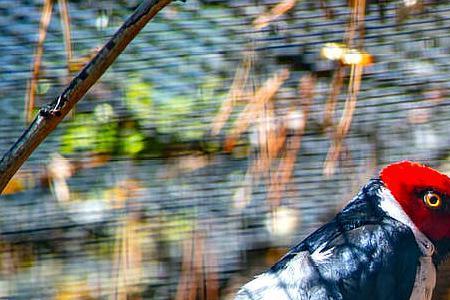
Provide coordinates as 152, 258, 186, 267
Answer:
236, 162, 450, 300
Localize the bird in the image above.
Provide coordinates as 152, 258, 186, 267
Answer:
235, 161, 450, 300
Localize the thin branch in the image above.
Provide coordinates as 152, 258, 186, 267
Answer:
0, 0, 174, 194
253, 0, 298, 29
268, 74, 315, 208
211, 51, 253, 136
322, 65, 344, 129
323, 0, 366, 176
323, 63, 363, 176
224, 69, 289, 152
58, 0, 73, 64
25, 0, 54, 123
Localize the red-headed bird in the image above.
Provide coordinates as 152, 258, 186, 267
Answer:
236, 161, 450, 300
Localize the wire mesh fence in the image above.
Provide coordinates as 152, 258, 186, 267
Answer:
0, 0, 450, 299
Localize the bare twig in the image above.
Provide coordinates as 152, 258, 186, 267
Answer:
224, 69, 289, 152
176, 233, 201, 300
0, 0, 174, 194
175, 236, 194, 300
204, 248, 219, 300
322, 65, 344, 129
25, 0, 54, 123
324, 63, 363, 176
58, 0, 73, 64
268, 74, 315, 207
211, 52, 253, 136
175, 232, 219, 300
319, 0, 334, 19
323, 0, 366, 176
253, 0, 298, 29
113, 216, 143, 300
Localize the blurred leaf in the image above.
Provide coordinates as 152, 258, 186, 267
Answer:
95, 123, 118, 153
161, 215, 194, 242
125, 79, 154, 124
55, 279, 91, 300
36, 78, 51, 95
202, 140, 220, 153
60, 114, 96, 154
94, 103, 115, 123
179, 121, 205, 141
120, 128, 145, 157
154, 95, 194, 134
60, 110, 118, 155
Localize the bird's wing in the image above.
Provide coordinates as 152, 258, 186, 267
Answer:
235, 218, 421, 300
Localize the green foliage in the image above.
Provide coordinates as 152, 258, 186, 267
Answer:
119, 126, 146, 157
60, 76, 225, 158
36, 79, 51, 95
160, 212, 194, 242
60, 113, 97, 154
60, 105, 118, 155
124, 76, 222, 142
124, 79, 154, 127
154, 94, 195, 135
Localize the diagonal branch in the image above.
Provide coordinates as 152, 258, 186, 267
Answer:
0, 0, 175, 193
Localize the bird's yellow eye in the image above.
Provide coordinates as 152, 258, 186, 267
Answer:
423, 191, 442, 209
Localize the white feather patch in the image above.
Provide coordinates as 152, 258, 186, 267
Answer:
378, 187, 436, 300
235, 250, 331, 300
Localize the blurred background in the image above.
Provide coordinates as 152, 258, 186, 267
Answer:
0, 0, 449, 299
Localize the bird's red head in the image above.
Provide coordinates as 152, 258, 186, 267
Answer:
380, 161, 450, 241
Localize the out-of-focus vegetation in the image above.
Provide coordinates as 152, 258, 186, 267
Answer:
0, 0, 450, 299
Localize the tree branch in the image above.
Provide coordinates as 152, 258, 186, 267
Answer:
0, 0, 174, 193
